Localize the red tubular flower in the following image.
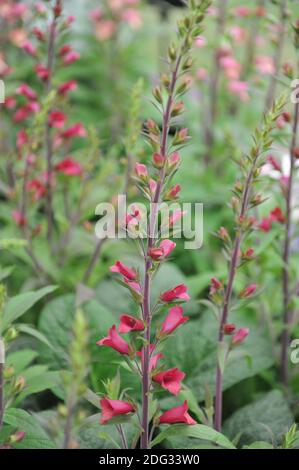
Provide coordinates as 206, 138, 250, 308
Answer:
35, 64, 50, 81
55, 157, 82, 176
4, 96, 16, 110
32, 27, 45, 41
63, 51, 80, 65
267, 155, 282, 172
259, 217, 272, 232
12, 210, 26, 226
26, 179, 47, 200
119, 314, 144, 334
232, 327, 249, 345
152, 152, 165, 169
110, 261, 137, 280
135, 162, 148, 180
59, 44, 72, 56
165, 184, 181, 200
270, 207, 285, 224
238, 283, 257, 299
160, 306, 189, 335
153, 367, 185, 395
21, 41, 37, 56
223, 323, 236, 335
16, 83, 37, 101
49, 110, 66, 128
159, 401, 196, 425
100, 398, 135, 424
16, 129, 28, 149
58, 80, 78, 95
61, 123, 87, 139
137, 345, 163, 371
160, 284, 190, 303
148, 239, 176, 260
97, 325, 130, 355
168, 151, 180, 170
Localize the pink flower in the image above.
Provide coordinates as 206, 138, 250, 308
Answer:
124, 279, 142, 297
255, 56, 275, 75
59, 45, 72, 56
196, 68, 208, 81
233, 6, 251, 17
97, 325, 130, 355
238, 284, 257, 299
90, 8, 103, 22
4, 96, 16, 110
194, 35, 206, 47
168, 151, 180, 169
160, 285, 190, 303
165, 184, 181, 200
119, 314, 144, 334
34, 2, 47, 14
224, 323, 236, 335
16, 129, 28, 149
63, 51, 80, 65
148, 240, 176, 261
26, 179, 46, 200
267, 155, 281, 172
55, 157, 82, 176
152, 153, 165, 169
58, 80, 77, 95
100, 397, 135, 424
121, 9, 142, 29
149, 179, 157, 198
137, 345, 163, 371
135, 162, 148, 180
259, 217, 272, 232
13, 102, 39, 123
16, 83, 37, 101
229, 26, 246, 44
95, 20, 117, 41
32, 27, 45, 41
49, 110, 66, 128
228, 80, 249, 101
160, 306, 189, 335
21, 41, 37, 56
232, 327, 249, 345
270, 207, 285, 224
35, 64, 50, 81
220, 56, 241, 80
168, 209, 186, 228
61, 123, 87, 139
110, 261, 137, 280
12, 210, 26, 226
159, 401, 196, 425
153, 368, 185, 395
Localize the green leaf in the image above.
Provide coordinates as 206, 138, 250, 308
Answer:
3, 408, 56, 449
224, 390, 293, 447
0, 266, 14, 282
6, 350, 38, 374
243, 441, 274, 449
17, 324, 56, 352
150, 424, 235, 449
2, 285, 57, 332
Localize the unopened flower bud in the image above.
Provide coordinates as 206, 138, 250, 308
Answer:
9, 431, 26, 444
152, 86, 163, 104
238, 284, 257, 299
171, 101, 184, 117
152, 153, 165, 169
4, 366, 15, 379
5, 327, 18, 342
13, 376, 25, 393
224, 323, 236, 335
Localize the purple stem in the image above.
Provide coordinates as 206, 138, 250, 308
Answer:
280, 99, 299, 385
140, 57, 181, 449
45, 5, 58, 244
214, 166, 255, 432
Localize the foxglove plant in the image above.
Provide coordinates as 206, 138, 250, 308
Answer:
210, 96, 285, 432
96, 0, 211, 449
